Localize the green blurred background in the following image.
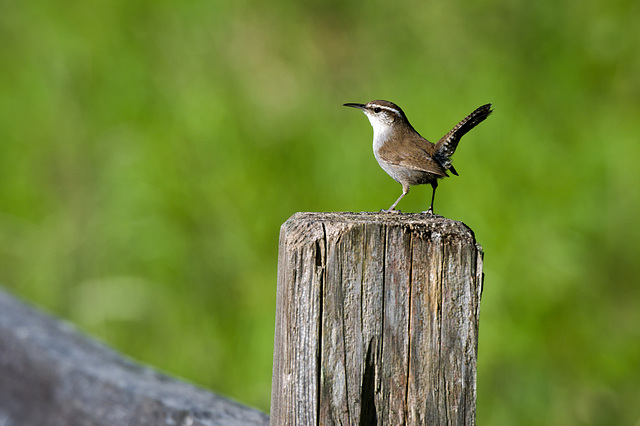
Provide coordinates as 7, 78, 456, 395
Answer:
1, 0, 639, 424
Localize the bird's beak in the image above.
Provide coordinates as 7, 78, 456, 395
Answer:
343, 103, 366, 110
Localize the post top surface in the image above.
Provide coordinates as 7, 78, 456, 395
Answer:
290, 211, 472, 228
283, 211, 479, 246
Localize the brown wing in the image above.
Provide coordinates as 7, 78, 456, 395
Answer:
377, 135, 448, 177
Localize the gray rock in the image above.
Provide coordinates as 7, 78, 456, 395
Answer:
0, 288, 269, 426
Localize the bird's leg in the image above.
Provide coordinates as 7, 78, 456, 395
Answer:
423, 182, 438, 215
384, 184, 409, 212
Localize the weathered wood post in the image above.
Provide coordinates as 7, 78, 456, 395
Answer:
270, 212, 484, 425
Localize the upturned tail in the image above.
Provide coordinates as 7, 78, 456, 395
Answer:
434, 103, 493, 174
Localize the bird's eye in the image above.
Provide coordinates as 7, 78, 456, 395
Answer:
373, 107, 382, 113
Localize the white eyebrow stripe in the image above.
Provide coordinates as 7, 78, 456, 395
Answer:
372, 105, 402, 116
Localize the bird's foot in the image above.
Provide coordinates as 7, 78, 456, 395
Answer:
380, 208, 402, 213
421, 210, 444, 218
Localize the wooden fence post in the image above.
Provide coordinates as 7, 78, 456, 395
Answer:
270, 212, 484, 425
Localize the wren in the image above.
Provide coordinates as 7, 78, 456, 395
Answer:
344, 100, 492, 214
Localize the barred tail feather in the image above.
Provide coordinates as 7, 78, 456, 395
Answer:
434, 103, 493, 170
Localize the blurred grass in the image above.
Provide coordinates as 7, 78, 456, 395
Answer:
1, 0, 640, 423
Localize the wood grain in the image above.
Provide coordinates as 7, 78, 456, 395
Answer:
271, 212, 483, 425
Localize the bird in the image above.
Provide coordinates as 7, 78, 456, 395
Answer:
344, 100, 492, 214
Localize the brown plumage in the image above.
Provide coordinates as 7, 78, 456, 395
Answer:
344, 100, 492, 213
